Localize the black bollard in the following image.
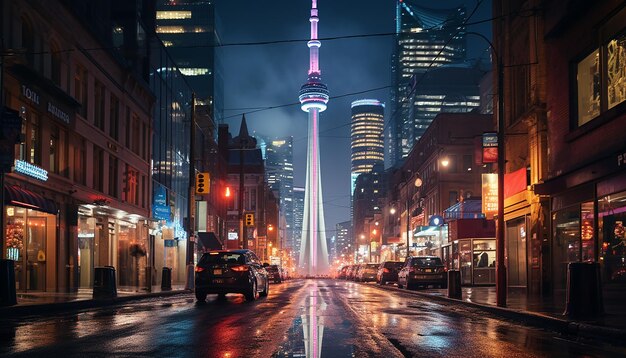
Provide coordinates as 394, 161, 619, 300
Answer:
0, 259, 17, 306
93, 266, 117, 299
564, 262, 603, 320
161, 267, 172, 291
447, 270, 462, 299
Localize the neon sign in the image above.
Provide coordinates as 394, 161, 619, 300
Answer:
14, 160, 48, 181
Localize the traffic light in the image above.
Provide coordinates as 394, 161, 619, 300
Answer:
195, 172, 210, 194
245, 212, 254, 227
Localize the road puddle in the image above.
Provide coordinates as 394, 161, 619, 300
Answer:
272, 281, 355, 357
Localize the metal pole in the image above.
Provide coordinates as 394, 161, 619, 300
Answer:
406, 183, 410, 259
239, 142, 245, 249
187, 93, 196, 265
496, 54, 507, 307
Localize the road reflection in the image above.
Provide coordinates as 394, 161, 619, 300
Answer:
272, 280, 354, 358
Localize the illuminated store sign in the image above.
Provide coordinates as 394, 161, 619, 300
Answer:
14, 160, 48, 181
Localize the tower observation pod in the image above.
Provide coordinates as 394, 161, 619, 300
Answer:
298, 0, 330, 276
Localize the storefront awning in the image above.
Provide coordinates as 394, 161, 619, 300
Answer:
197, 232, 223, 251
4, 185, 58, 214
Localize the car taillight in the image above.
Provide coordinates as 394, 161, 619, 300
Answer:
443, 267, 448, 272
195, 266, 205, 272
383, 268, 390, 273
231, 265, 249, 272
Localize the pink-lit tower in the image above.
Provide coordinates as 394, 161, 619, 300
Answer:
298, 0, 330, 276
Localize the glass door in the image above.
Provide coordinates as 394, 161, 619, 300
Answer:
25, 216, 47, 291
506, 217, 528, 287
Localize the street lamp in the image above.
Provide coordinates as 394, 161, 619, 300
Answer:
467, 31, 506, 307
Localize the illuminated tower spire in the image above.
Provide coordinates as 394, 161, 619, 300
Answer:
298, 0, 329, 276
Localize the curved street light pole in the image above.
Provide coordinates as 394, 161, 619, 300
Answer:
467, 31, 506, 307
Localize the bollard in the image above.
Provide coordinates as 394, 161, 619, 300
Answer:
93, 266, 117, 299
447, 270, 462, 299
185, 264, 195, 290
564, 262, 604, 320
0, 259, 17, 306
161, 267, 172, 291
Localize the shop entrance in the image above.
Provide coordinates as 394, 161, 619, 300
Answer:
5, 207, 54, 291
506, 216, 528, 287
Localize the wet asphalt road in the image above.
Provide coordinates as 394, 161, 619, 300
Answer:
1, 279, 625, 358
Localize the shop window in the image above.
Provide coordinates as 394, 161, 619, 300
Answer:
598, 191, 626, 283
575, 11, 626, 126
581, 201, 595, 262
553, 207, 581, 290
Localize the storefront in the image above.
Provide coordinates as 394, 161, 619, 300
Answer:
77, 204, 150, 290
412, 225, 448, 257
4, 184, 59, 292
447, 218, 496, 285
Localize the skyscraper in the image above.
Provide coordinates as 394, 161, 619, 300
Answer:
155, 0, 223, 122
350, 99, 385, 196
293, 186, 305, 265
389, 2, 478, 166
265, 137, 295, 251
335, 221, 353, 263
298, 0, 330, 276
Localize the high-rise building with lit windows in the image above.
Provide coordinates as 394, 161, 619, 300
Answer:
155, 0, 223, 122
389, 2, 482, 167
265, 137, 295, 252
350, 99, 385, 197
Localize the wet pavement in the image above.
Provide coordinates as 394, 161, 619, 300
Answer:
1, 279, 625, 357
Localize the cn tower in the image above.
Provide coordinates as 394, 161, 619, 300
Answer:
298, 0, 330, 276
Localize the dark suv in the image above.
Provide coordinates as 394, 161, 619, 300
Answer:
377, 261, 404, 285
266, 264, 282, 283
195, 249, 269, 301
397, 256, 447, 290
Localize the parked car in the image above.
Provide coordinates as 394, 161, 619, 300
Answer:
345, 265, 357, 280
195, 249, 269, 301
351, 264, 364, 281
377, 261, 404, 285
357, 263, 379, 282
337, 266, 348, 279
397, 256, 447, 290
266, 264, 283, 283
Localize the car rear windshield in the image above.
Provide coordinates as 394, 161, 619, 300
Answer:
200, 252, 245, 265
411, 257, 443, 267
384, 262, 403, 269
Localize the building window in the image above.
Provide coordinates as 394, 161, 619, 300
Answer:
93, 146, 104, 192
49, 126, 59, 174
449, 191, 458, 207
24, 113, 41, 165
575, 11, 626, 126
50, 43, 62, 86
576, 50, 600, 125
21, 18, 35, 68
131, 115, 140, 155
552, 206, 581, 290
109, 156, 118, 198
109, 95, 119, 140
124, 165, 139, 206
74, 139, 86, 185
74, 65, 88, 118
94, 80, 105, 131
598, 190, 626, 284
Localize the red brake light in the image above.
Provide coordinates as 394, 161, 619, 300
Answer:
231, 265, 249, 272
383, 268, 390, 273
195, 266, 205, 272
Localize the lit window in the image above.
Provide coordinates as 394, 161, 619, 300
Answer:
156, 11, 192, 20
179, 68, 210, 76
156, 26, 184, 34
163, 41, 173, 47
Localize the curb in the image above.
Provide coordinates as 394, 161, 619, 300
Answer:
366, 282, 626, 346
0, 289, 192, 318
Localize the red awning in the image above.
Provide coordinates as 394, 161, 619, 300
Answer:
4, 185, 58, 214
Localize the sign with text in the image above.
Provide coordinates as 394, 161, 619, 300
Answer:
481, 174, 498, 219
482, 132, 498, 163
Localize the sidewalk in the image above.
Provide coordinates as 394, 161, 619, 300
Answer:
400, 285, 626, 345
1, 285, 191, 317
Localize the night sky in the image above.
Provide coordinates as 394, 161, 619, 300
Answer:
216, 0, 492, 235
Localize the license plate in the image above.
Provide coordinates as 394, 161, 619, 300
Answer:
213, 279, 223, 284
213, 269, 222, 275
425, 269, 432, 273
